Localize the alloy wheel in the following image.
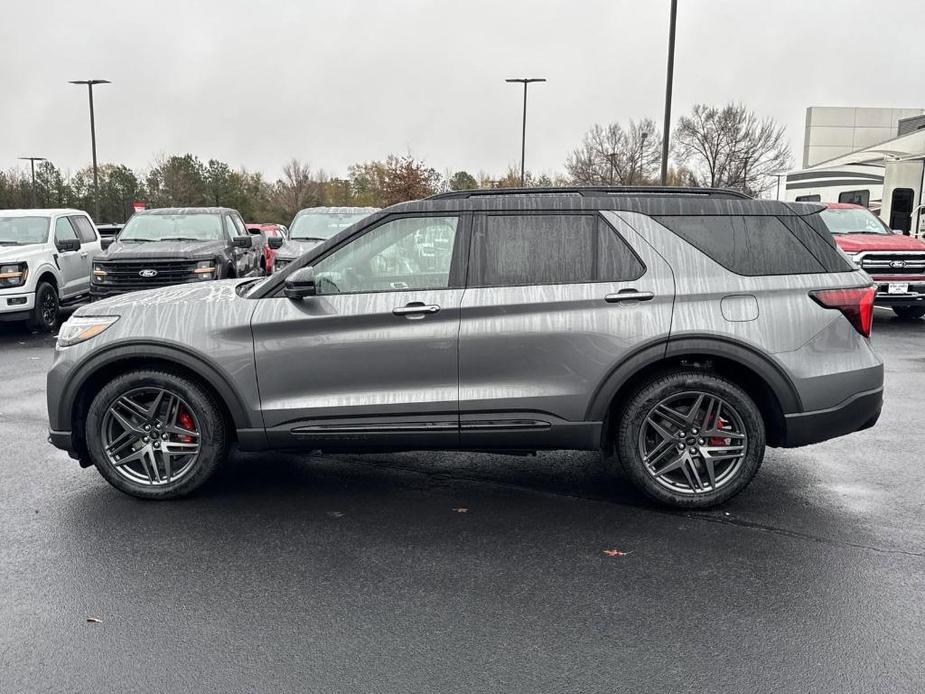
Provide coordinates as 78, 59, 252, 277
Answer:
40, 290, 58, 326
100, 387, 202, 486
637, 391, 748, 495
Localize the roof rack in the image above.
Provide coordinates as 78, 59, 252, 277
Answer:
428, 186, 751, 200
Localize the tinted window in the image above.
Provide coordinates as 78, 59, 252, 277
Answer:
654, 215, 826, 276
838, 190, 870, 207
54, 217, 79, 243
795, 194, 821, 202
470, 214, 644, 287
313, 216, 458, 294
70, 215, 97, 242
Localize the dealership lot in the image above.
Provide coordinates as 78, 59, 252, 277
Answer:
1, 311, 923, 692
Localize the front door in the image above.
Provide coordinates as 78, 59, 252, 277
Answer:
457, 212, 675, 449
53, 217, 85, 297
251, 214, 466, 450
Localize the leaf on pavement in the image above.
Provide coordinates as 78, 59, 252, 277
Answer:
602, 549, 629, 557
86, 617, 103, 623
452, 507, 469, 513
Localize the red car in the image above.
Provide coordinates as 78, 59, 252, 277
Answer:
820, 203, 925, 319
246, 223, 288, 274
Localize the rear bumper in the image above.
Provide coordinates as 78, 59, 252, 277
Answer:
780, 386, 882, 447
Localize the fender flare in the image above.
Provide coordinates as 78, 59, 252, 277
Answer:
57, 340, 257, 432
585, 334, 802, 421
30, 262, 62, 290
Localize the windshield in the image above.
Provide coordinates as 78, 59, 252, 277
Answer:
820, 208, 892, 235
290, 211, 371, 241
119, 214, 225, 242
0, 216, 50, 245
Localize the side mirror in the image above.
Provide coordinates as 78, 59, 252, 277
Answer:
101, 238, 114, 251
268, 236, 284, 250
233, 236, 253, 249
284, 266, 316, 300
57, 238, 81, 253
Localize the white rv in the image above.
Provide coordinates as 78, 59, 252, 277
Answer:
785, 127, 925, 237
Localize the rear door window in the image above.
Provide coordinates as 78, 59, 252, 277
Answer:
69, 215, 97, 243
654, 215, 828, 276
469, 214, 644, 287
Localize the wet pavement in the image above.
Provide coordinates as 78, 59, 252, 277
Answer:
1, 309, 923, 693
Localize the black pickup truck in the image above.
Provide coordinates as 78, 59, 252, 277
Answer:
91, 207, 263, 297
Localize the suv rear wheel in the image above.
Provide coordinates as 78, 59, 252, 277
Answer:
892, 306, 925, 320
85, 370, 228, 499
611, 370, 765, 508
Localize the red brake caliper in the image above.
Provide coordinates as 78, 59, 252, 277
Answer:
709, 416, 730, 446
177, 407, 196, 443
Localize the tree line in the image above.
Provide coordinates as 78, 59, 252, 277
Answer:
0, 102, 790, 223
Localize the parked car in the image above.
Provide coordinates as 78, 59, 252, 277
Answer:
48, 187, 883, 508
820, 202, 925, 319
246, 223, 287, 274
273, 207, 378, 272
0, 209, 101, 330
90, 207, 260, 298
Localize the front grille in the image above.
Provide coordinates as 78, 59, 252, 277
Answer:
859, 253, 925, 276
94, 259, 201, 292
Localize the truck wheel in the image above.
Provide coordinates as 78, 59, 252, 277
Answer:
608, 370, 765, 509
85, 370, 228, 500
28, 281, 59, 331
892, 306, 925, 320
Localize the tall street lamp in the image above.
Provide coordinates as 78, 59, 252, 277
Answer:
505, 77, 546, 186
69, 79, 110, 221
18, 156, 47, 208
660, 0, 678, 186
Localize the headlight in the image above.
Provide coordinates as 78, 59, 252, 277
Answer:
0, 262, 28, 288
844, 253, 862, 267
92, 263, 107, 282
193, 260, 216, 280
57, 316, 120, 348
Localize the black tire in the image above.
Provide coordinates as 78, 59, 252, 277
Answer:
892, 306, 925, 320
85, 370, 228, 500
608, 370, 765, 509
28, 281, 59, 332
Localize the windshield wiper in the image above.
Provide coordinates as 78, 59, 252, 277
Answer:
295, 236, 327, 242
0, 241, 21, 245
158, 237, 203, 242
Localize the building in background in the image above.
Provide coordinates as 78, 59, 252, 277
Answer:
786, 107, 925, 237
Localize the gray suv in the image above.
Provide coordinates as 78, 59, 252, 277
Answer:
47, 187, 883, 508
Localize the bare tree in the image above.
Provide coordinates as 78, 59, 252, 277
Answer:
271, 159, 322, 221
673, 103, 791, 196
566, 119, 661, 185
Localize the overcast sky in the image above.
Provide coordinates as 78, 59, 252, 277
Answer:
2, 0, 922, 180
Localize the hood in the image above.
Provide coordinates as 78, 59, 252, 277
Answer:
0, 243, 50, 265
76, 278, 249, 316
277, 238, 322, 259
102, 238, 228, 260
832, 233, 925, 253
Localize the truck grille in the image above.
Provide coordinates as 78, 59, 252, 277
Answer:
859, 253, 925, 275
94, 259, 201, 292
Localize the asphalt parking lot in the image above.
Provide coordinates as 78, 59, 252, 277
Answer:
1, 309, 924, 693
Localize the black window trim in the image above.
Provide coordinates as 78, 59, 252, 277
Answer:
266, 211, 471, 298
465, 210, 646, 289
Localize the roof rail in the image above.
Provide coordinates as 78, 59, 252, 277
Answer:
428, 186, 751, 200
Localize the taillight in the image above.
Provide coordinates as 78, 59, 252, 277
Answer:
810, 286, 876, 337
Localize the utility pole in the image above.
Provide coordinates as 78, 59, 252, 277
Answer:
18, 156, 47, 208
505, 77, 546, 186
660, 0, 678, 185
69, 79, 110, 221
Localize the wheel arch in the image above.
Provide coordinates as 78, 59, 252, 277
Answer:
61, 343, 261, 459
590, 336, 799, 449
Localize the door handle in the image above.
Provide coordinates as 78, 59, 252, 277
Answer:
393, 303, 441, 317
605, 289, 654, 303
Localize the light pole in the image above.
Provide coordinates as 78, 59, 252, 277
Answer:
69, 79, 110, 221
660, 0, 678, 186
18, 156, 47, 208
505, 77, 546, 186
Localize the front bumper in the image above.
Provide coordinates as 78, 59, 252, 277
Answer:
870, 278, 925, 307
781, 387, 883, 447
0, 290, 35, 318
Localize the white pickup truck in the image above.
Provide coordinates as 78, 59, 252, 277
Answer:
0, 209, 102, 330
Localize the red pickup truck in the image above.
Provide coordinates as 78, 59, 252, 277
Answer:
821, 203, 925, 320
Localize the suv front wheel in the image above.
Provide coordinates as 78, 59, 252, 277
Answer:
611, 370, 765, 509
85, 370, 228, 499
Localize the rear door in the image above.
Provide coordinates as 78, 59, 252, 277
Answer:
251, 213, 468, 449
458, 211, 674, 449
